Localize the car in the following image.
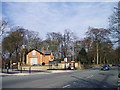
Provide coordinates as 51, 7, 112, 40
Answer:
32, 64, 41, 66
112, 64, 116, 66
101, 65, 110, 70
112, 64, 120, 67
118, 73, 120, 78
117, 64, 120, 67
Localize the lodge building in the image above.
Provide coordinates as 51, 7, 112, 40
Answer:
26, 49, 54, 65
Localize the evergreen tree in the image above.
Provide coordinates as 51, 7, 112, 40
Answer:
77, 48, 88, 64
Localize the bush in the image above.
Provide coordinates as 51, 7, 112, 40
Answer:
42, 62, 45, 66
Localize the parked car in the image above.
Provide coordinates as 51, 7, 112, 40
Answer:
117, 64, 120, 67
118, 73, 120, 78
112, 64, 116, 66
32, 64, 41, 66
101, 65, 110, 70
112, 64, 120, 67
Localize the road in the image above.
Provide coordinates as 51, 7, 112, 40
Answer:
2, 67, 119, 89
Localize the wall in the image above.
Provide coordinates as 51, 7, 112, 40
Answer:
26, 50, 42, 65
42, 55, 51, 64
20, 66, 50, 70
26, 50, 54, 65
19, 63, 103, 70
42, 54, 54, 64
19, 62, 80, 70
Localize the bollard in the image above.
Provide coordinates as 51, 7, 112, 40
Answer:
6, 67, 9, 73
29, 66, 31, 73
2, 68, 3, 73
20, 66, 22, 73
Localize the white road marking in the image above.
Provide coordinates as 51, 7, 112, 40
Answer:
118, 83, 120, 86
86, 75, 93, 78
63, 85, 70, 88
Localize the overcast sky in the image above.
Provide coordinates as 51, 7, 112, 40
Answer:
1, 1, 116, 40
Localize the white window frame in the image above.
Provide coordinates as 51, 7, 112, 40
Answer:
32, 50, 36, 55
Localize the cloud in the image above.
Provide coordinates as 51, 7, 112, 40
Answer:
2, 2, 116, 39
2, 0, 119, 2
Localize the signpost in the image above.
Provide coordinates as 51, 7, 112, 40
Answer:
64, 58, 67, 62
6, 66, 9, 73
64, 58, 67, 69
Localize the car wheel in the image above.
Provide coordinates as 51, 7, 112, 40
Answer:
118, 74, 120, 78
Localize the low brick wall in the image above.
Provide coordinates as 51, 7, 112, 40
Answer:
19, 63, 80, 70
75, 64, 104, 70
18, 63, 105, 71
19, 66, 50, 70
80, 64, 104, 69
91, 64, 103, 68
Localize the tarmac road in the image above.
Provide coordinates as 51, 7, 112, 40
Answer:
2, 67, 118, 89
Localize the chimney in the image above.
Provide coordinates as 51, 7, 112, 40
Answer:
41, 49, 44, 53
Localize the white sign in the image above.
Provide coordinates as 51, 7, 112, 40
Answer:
12, 63, 16, 65
32, 50, 36, 55
64, 58, 67, 62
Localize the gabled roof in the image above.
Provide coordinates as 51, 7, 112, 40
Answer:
35, 49, 44, 55
27, 49, 52, 55
44, 50, 52, 55
26, 49, 43, 55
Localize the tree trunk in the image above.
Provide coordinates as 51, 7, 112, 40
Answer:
10, 60, 12, 70
9, 53, 12, 70
22, 52, 25, 65
96, 42, 99, 64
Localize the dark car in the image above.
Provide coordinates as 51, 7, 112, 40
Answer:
117, 64, 120, 67
32, 64, 41, 66
112, 64, 116, 66
118, 73, 120, 78
101, 65, 110, 70
112, 64, 120, 67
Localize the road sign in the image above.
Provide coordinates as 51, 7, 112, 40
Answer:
6, 67, 9, 69
64, 58, 67, 62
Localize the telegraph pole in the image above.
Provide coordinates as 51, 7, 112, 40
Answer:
117, 1, 120, 48
114, 2, 120, 64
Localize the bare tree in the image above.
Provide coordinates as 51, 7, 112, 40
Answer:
86, 27, 110, 64
45, 32, 63, 60
0, 20, 8, 37
109, 1, 120, 47
24, 30, 42, 50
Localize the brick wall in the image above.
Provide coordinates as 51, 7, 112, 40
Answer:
26, 50, 54, 65
26, 50, 42, 65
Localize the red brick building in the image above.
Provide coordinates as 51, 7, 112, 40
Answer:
26, 49, 54, 65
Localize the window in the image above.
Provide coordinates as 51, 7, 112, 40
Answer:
32, 50, 36, 55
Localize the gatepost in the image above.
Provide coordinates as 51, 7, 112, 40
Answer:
6, 66, 9, 73
29, 66, 31, 73
64, 58, 67, 69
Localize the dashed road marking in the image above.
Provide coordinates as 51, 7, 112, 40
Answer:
118, 78, 120, 88
63, 85, 70, 88
118, 83, 120, 86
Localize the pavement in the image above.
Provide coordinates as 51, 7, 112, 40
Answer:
0, 69, 76, 76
